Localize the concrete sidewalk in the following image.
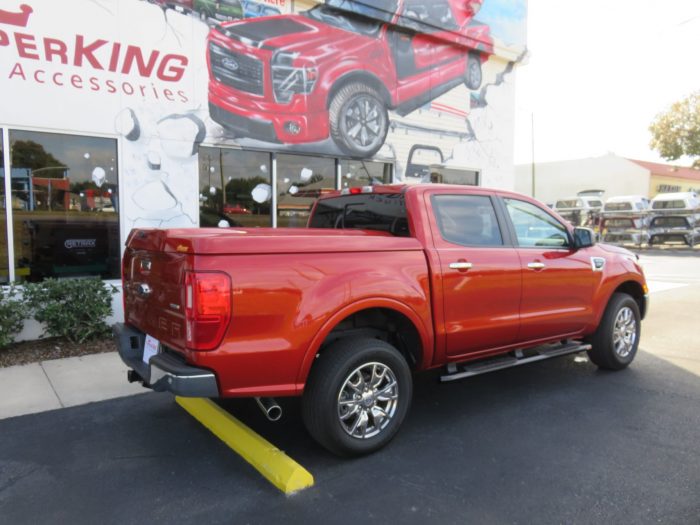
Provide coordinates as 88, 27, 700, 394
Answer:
0, 352, 146, 420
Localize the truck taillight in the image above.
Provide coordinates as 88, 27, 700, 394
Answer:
185, 271, 232, 351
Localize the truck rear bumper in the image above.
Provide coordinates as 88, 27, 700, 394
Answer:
113, 323, 219, 398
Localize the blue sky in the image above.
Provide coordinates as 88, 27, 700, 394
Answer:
478, 0, 528, 46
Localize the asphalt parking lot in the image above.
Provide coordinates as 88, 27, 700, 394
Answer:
1, 253, 699, 524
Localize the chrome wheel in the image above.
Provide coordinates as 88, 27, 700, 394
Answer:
613, 306, 637, 358
340, 96, 386, 153
337, 362, 399, 439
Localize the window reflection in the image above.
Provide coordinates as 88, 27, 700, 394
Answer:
10, 130, 120, 282
277, 154, 335, 228
339, 160, 392, 188
198, 147, 272, 228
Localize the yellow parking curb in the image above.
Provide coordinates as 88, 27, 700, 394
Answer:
175, 397, 314, 495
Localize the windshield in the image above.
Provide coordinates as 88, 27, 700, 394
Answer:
305, 0, 397, 36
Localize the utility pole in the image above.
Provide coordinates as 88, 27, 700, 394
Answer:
531, 113, 536, 198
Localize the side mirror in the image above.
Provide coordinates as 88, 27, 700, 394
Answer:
573, 227, 595, 249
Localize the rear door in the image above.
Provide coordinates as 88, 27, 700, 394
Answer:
500, 197, 597, 342
427, 190, 522, 357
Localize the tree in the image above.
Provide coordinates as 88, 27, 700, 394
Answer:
11, 140, 64, 173
649, 91, 700, 167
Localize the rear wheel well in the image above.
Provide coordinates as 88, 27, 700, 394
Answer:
613, 281, 646, 318
318, 308, 422, 370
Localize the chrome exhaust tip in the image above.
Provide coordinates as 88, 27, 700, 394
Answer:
255, 397, 282, 422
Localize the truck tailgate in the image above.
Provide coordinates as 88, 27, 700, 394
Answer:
123, 245, 190, 352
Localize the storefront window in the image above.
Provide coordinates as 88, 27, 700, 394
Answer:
430, 167, 479, 185
277, 154, 335, 228
198, 147, 272, 228
339, 160, 393, 188
0, 132, 8, 284
9, 131, 120, 282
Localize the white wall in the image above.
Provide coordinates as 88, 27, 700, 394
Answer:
514, 154, 651, 203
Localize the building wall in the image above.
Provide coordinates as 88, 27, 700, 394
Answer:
1, 0, 527, 337
514, 154, 651, 204
649, 174, 700, 197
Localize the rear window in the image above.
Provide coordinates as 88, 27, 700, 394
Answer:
555, 199, 582, 209
309, 194, 409, 236
652, 200, 685, 209
604, 202, 633, 211
586, 200, 603, 208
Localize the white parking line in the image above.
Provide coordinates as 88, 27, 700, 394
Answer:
646, 280, 689, 294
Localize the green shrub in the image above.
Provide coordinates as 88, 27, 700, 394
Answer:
0, 284, 28, 349
23, 278, 117, 343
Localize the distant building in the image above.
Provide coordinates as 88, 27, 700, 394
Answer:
629, 160, 700, 197
515, 153, 700, 203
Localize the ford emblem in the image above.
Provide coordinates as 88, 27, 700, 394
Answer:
222, 57, 239, 71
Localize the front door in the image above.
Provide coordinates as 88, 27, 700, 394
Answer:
501, 197, 597, 342
429, 192, 522, 357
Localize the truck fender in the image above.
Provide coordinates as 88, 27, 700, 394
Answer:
295, 297, 434, 389
590, 273, 647, 331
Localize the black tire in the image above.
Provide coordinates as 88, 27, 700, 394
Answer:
465, 52, 483, 90
587, 293, 641, 370
302, 337, 412, 457
329, 82, 389, 158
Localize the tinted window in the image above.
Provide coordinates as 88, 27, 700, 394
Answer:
555, 199, 581, 209
10, 130, 120, 282
305, 2, 391, 37
604, 202, 633, 211
651, 217, 690, 228
433, 195, 503, 246
310, 193, 408, 236
652, 200, 685, 209
400, 0, 459, 32
339, 160, 392, 188
277, 154, 335, 228
198, 147, 271, 228
505, 198, 570, 248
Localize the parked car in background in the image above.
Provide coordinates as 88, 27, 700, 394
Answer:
242, 0, 281, 18
223, 203, 252, 214
648, 192, 700, 247
553, 196, 602, 230
195, 0, 243, 21
600, 195, 651, 247
603, 195, 650, 215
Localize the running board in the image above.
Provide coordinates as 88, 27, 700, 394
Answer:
440, 342, 592, 383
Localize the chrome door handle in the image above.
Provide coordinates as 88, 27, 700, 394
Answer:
527, 262, 546, 270
449, 262, 473, 270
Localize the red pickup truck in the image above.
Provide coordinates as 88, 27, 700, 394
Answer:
207, 0, 492, 157
115, 185, 649, 456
